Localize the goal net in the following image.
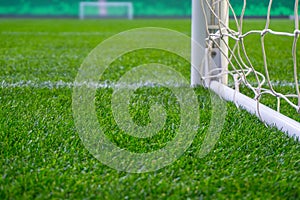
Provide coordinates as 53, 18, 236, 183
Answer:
79, 1, 134, 19
191, 0, 300, 138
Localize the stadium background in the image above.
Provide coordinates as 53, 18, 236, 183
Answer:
0, 0, 296, 18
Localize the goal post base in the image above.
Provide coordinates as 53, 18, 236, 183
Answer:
209, 81, 300, 140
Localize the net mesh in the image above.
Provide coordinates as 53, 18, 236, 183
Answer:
202, 0, 300, 115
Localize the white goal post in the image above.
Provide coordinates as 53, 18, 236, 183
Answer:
191, 0, 300, 139
79, 1, 134, 20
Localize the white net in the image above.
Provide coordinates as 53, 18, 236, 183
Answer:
202, 0, 300, 116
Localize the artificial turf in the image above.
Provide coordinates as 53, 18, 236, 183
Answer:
0, 19, 299, 199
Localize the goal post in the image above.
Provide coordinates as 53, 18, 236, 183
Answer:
79, 1, 134, 20
191, 0, 228, 86
191, 0, 300, 139
98, 0, 108, 16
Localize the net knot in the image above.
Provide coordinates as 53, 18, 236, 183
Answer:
261, 29, 270, 36
237, 34, 243, 40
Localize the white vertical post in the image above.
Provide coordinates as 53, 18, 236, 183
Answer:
128, 3, 134, 20
191, 0, 207, 86
191, 0, 229, 86
220, 0, 229, 85
99, 0, 107, 16
79, 2, 84, 20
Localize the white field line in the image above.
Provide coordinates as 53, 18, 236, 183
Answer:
0, 31, 191, 37
0, 80, 298, 89
227, 81, 300, 88
0, 31, 116, 36
0, 55, 83, 60
0, 80, 188, 89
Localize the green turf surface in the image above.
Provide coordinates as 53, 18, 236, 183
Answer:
0, 19, 299, 199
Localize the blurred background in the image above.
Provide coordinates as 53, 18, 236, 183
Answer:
0, 0, 296, 18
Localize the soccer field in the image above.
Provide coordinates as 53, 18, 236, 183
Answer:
0, 19, 299, 199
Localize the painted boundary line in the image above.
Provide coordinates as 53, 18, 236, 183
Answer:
0, 80, 189, 89
0, 80, 298, 89
0, 31, 191, 37
0, 31, 116, 36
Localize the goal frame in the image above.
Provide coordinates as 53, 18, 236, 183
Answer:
79, 1, 134, 20
191, 0, 300, 139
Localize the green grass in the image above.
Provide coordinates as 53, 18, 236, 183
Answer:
0, 19, 299, 199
